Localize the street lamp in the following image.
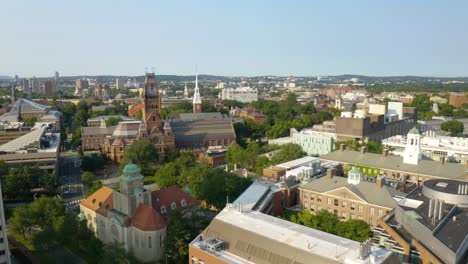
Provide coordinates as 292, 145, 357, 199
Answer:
166, 254, 170, 264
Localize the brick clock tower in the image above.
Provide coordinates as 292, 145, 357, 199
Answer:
141, 72, 175, 155
143, 73, 162, 132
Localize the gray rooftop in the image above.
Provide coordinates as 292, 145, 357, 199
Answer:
82, 126, 116, 136
320, 150, 467, 180
10, 99, 49, 113
167, 112, 235, 142
193, 207, 400, 264
301, 176, 404, 208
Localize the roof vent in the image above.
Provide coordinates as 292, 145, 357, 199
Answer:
435, 182, 448, 188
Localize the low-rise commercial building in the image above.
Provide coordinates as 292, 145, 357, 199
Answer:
219, 87, 258, 103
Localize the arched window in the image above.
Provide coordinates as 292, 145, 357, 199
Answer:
160, 206, 167, 214
171, 202, 177, 210
181, 199, 187, 207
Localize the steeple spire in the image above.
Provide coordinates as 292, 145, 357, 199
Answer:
193, 66, 202, 113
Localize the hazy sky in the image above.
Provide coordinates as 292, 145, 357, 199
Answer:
1, 0, 468, 77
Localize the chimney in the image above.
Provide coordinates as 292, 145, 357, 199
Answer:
438, 200, 444, 220
340, 144, 346, 151
383, 148, 389, 157
376, 176, 384, 188
327, 168, 336, 179
440, 156, 446, 165
433, 199, 439, 220
428, 198, 434, 218
360, 146, 367, 154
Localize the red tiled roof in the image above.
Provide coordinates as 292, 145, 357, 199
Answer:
128, 102, 143, 118
132, 204, 166, 231
151, 185, 198, 215
80, 186, 114, 217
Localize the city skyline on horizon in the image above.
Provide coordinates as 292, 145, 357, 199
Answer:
1, 0, 468, 77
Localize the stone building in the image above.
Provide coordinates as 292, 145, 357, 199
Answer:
79, 164, 167, 262
102, 121, 146, 163
81, 119, 116, 151
101, 73, 175, 161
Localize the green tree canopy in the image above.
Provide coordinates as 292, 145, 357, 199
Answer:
106, 117, 123, 126
119, 140, 159, 175
81, 171, 97, 188
282, 210, 372, 242
23, 116, 37, 127
441, 120, 464, 136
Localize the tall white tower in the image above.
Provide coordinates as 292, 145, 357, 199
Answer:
335, 91, 343, 110
403, 127, 422, 165
183, 82, 189, 98
193, 71, 202, 113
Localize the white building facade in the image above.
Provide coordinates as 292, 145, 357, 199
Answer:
383, 130, 468, 165
292, 129, 336, 156
219, 87, 258, 103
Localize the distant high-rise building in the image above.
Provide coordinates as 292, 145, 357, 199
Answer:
21, 78, 31, 97
44, 80, 54, 96
29, 77, 40, 94
14, 75, 19, 84
115, 78, 124, 89
54, 71, 59, 85
75, 79, 89, 90
94, 84, 109, 100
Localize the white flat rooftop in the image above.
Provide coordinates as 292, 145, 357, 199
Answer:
231, 179, 278, 211
276, 156, 320, 169
215, 208, 394, 264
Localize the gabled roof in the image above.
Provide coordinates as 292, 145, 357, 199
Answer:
300, 176, 405, 208
80, 186, 114, 217
151, 185, 197, 215
10, 99, 49, 113
132, 204, 166, 231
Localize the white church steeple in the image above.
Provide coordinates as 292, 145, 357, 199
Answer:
403, 127, 422, 165
193, 68, 202, 113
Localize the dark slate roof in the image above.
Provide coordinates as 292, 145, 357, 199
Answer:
167, 112, 235, 142
320, 150, 466, 180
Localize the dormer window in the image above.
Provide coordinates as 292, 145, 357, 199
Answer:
160, 206, 166, 214
171, 202, 177, 210
181, 199, 187, 207
92, 198, 96, 204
